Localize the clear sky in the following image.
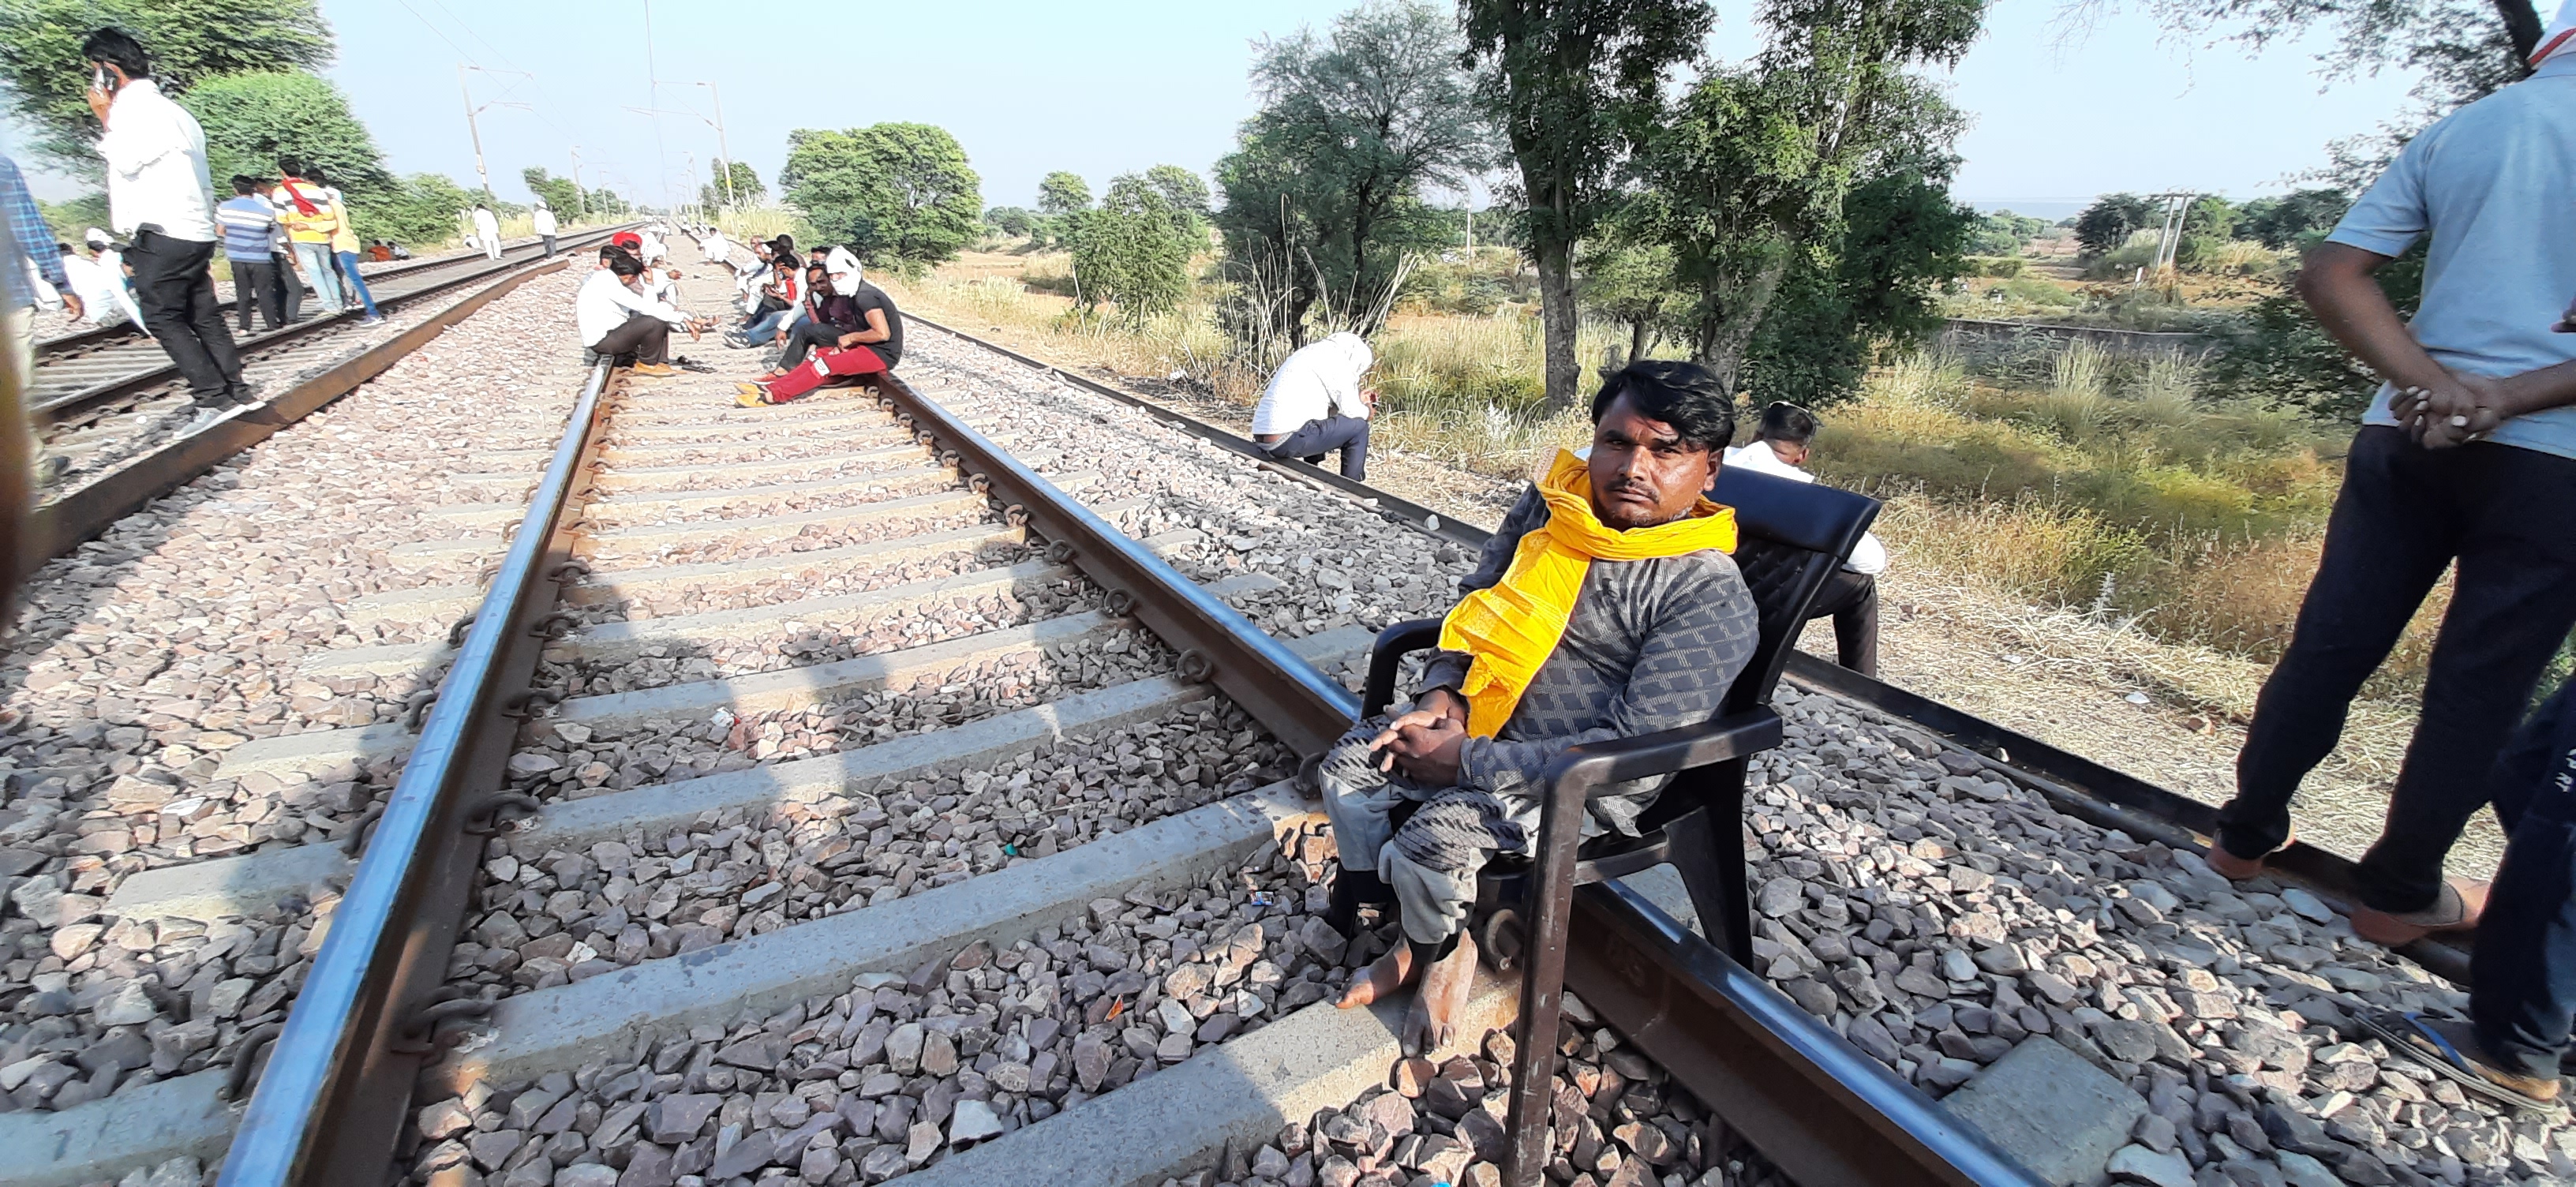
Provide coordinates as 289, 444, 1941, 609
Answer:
24, 0, 2423, 214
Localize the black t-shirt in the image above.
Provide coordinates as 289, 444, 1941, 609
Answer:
848, 282, 903, 368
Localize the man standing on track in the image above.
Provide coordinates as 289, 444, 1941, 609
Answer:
472, 203, 502, 261
315, 167, 381, 325
273, 158, 343, 315
1320, 361, 1758, 1054
1723, 402, 1887, 677
84, 28, 250, 430
579, 252, 704, 378
216, 175, 284, 332
2207, 8, 2576, 946
533, 200, 557, 258
1252, 331, 1376, 480
735, 247, 900, 406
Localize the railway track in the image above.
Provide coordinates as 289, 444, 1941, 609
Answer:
0, 260, 2563, 1187
22, 225, 634, 568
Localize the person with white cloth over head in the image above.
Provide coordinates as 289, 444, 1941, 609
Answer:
1252, 331, 1376, 479
470, 203, 502, 260
1723, 402, 1887, 676
64, 230, 141, 329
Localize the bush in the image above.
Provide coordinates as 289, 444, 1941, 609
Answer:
1987, 276, 2077, 307
1064, 207, 1190, 326
1964, 255, 2022, 278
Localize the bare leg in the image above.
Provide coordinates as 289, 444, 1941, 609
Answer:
1337, 941, 1418, 1009
1402, 928, 1479, 1056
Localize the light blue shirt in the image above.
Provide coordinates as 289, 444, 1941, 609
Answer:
2330, 54, 2576, 459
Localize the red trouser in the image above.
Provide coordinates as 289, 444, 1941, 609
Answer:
762, 344, 888, 402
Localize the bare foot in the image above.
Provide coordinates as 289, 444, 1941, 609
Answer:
1402, 929, 1480, 1056
1337, 942, 1418, 1009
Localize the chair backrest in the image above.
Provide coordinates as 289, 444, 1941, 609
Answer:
1709, 466, 1881, 713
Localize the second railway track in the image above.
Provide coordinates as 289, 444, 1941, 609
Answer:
2, 256, 2567, 1187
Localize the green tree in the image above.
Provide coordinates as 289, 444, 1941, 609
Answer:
1066, 197, 1192, 327
1036, 170, 1091, 215
2087, 0, 2538, 123
1742, 170, 1974, 405
37, 193, 108, 244
0, 0, 335, 173
2072, 193, 2153, 257
2236, 188, 2352, 249
585, 187, 629, 216
781, 122, 983, 267
985, 205, 1037, 238
1142, 164, 1211, 224
1968, 209, 2047, 255
1636, 0, 1984, 391
178, 69, 389, 198
522, 167, 582, 215
699, 159, 765, 210
366, 172, 477, 246
1464, 0, 1713, 411
1576, 238, 1681, 368
1213, 0, 1492, 341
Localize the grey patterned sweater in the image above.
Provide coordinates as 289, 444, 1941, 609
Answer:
1420, 483, 1760, 832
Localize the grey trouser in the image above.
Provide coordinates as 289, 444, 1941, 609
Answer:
1316, 718, 1537, 946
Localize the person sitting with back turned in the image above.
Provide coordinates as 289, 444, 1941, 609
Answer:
1252, 331, 1375, 480
578, 251, 705, 378
1722, 402, 1888, 676
1320, 360, 1758, 1052
736, 247, 902, 406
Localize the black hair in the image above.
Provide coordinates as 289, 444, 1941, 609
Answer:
606, 253, 645, 279
772, 234, 794, 256
277, 155, 305, 178
231, 174, 259, 195
81, 28, 149, 79
304, 165, 329, 186
1756, 401, 1818, 446
1589, 361, 1735, 451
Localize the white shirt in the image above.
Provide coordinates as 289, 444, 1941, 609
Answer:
95, 79, 217, 242
576, 268, 689, 347
471, 208, 500, 238
1722, 442, 1886, 575
532, 208, 557, 236
64, 253, 139, 327
1251, 332, 1372, 435
639, 230, 665, 262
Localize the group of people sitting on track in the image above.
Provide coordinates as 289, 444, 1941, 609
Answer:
572, 225, 903, 407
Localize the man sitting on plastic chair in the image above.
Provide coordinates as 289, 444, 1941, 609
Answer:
1324, 360, 1759, 1052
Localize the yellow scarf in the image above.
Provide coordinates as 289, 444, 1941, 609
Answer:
1439, 450, 1737, 737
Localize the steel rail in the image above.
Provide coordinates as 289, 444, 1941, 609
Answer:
22, 250, 582, 570
33, 224, 637, 425
215, 361, 615, 1187
912, 315, 2473, 976
35, 234, 581, 359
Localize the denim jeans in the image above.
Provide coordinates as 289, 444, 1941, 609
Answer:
741, 307, 793, 343
1258, 414, 1370, 480
335, 250, 378, 317
2473, 681, 2576, 1079
2218, 427, 2576, 912
293, 242, 343, 313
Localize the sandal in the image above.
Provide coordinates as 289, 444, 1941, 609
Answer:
733, 382, 776, 408
2359, 1009, 2561, 1112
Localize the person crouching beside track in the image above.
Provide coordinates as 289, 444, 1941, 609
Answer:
1724, 402, 1888, 677
2206, 6, 2576, 948
736, 247, 902, 407
1320, 361, 1758, 1053
1252, 331, 1376, 480
578, 251, 706, 379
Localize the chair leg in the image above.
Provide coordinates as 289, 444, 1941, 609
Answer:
1664, 760, 1755, 967
1501, 769, 1587, 1187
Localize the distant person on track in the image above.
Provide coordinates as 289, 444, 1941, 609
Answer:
2207, 13, 2576, 947
85, 27, 250, 429
367, 240, 392, 263
215, 174, 285, 332
471, 203, 503, 261
68, 230, 143, 329
736, 247, 901, 406
2, 151, 76, 388
1723, 402, 1887, 677
273, 159, 343, 314
578, 251, 706, 378
313, 167, 380, 325
1252, 331, 1375, 480
638, 224, 666, 265
1320, 360, 1758, 1054
532, 200, 557, 258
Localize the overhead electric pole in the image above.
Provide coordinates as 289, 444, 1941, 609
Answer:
569, 145, 587, 219
457, 65, 534, 207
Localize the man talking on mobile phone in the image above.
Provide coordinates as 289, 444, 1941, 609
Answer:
84, 28, 251, 434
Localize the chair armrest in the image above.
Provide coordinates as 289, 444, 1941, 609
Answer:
1538, 708, 1784, 803
1363, 617, 1446, 718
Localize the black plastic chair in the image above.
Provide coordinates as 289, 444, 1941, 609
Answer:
1357, 466, 1878, 1185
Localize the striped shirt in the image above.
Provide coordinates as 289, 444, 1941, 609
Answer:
215, 195, 279, 262
2, 154, 68, 312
